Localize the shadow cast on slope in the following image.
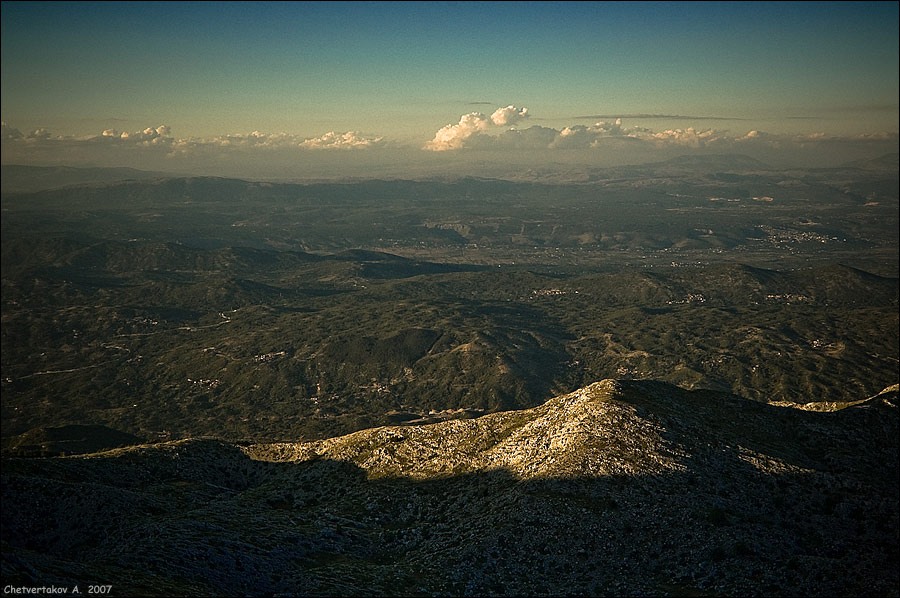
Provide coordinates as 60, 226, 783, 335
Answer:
1, 389, 897, 597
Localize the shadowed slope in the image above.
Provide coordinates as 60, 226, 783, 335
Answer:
2, 379, 897, 596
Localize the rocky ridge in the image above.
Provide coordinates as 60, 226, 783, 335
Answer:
2, 379, 897, 596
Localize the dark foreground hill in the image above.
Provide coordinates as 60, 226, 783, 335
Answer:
2, 379, 897, 597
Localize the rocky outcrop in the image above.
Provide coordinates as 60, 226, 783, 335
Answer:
2, 379, 897, 596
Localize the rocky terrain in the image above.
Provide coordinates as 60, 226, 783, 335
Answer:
3, 379, 897, 596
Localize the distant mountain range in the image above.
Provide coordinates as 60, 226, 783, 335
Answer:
3, 379, 896, 596
841, 152, 899, 171
629, 153, 774, 172
4, 152, 896, 193
0, 164, 176, 194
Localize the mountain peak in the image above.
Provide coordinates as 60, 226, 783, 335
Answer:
4, 378, 897, 596
243, 378, 896, 482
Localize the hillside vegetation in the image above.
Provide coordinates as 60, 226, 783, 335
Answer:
1, 162, 897, 596
2, 238, 896, 445
3, 379, 896, 596
2, 167, 897, 445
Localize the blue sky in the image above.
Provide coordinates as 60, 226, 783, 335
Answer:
1, 1, 897, 177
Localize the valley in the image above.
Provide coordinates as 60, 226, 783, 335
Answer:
1, 155, 897, 596
2, 157, 897, 447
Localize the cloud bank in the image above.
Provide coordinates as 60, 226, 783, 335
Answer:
1, 123, 384, 153
299, 131, 384, 149
4, 109, 894, 160
419, 107, 897, 155
424, 110, 657, 151
102, 125, 172, 143
2, 108, 896, 177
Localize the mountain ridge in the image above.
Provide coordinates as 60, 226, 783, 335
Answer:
3, 378, 896, 596
243, 378, 898, 477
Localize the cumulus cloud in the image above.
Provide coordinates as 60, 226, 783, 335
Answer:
649, 127, 723, 147
0, 122, 57, 141
2, 123, 388, 159
181, 130, 298, 150
426, 106, 893, 153
425, 107, 669, 151
3, 117, 896, 176
168, 129, 384, 152
731, 129, 784, 148
92, 125, 174, 146
120, 125, 172, 143
548, 119, 655, 148
26, 128, 53, 139
299, 130, 384, 149
425, 112, 492, 151
490, 105, 529, 126
425, 105, 529, 151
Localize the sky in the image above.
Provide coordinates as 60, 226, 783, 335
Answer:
1, 1, 898, 179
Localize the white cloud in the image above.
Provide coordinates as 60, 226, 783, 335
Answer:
167, 129, 384, 152
425, 112, 492, 151
27, 128, 53, 139
299, 130, 384, 150
545, 119, 652, 149
91, 125, 175, 145
2, 118, 896, 176
649, 127, 722, 147
490, 105, 529, 126
425, 108, 663, 151
192, 130, 296, 149
118, 125, 172, 144
425, 105, 529, 151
